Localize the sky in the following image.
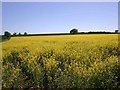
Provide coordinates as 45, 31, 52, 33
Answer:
2, 2, 118, 34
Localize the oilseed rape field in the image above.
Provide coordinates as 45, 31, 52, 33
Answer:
2, 34, 120, 89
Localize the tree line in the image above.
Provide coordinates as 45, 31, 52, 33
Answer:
2, 29, 119, 41
3, 29, 78, 40
2, 31, 27, 40
12, 32, 27, 36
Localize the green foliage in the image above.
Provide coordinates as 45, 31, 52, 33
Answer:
13, 32, 17, 36
24, 32, 27, 35
18, 33, 21, 36
70, 28, 78, 34
115, 30, 119, 33
4, 31, 11, 40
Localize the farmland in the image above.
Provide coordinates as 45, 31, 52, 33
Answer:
2, 34, 120, 88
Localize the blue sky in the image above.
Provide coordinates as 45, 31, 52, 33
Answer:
2, 2, 118, 34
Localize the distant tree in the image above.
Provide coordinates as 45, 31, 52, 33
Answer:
70, 28, 78, 34
18, 33, 21, 36
4, 31, 11, 40
24, 32, 27, 35
13, 32, 17, 36
115, 30, 119, 33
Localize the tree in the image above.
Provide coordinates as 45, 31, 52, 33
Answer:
13, 32, 17, 36
18, 33, 21, 36
70, 28, 78, 34
115, 30, 119, 33
24, 32, 27, 35
4, 31, 11, 40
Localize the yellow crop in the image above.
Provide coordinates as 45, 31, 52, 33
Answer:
2, 34, 120, 88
